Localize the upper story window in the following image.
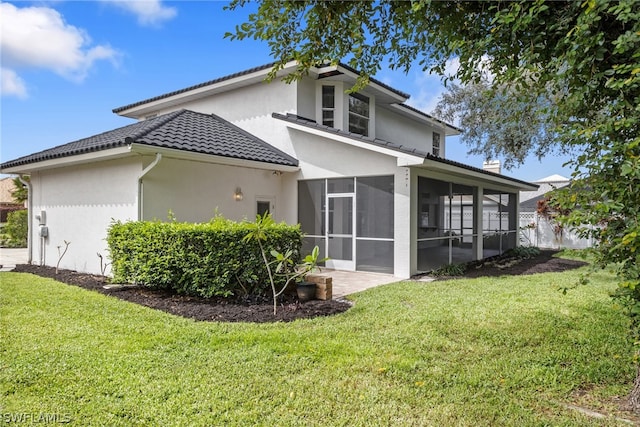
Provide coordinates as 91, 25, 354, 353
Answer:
322, 86, 335, 127
348, 93, 370, 137
432, 132, 441, 157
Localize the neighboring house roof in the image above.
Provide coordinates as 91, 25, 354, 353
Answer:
0, 177, 19, 204
1, 110, 298, 171
520, 175, 571, 210
535, 174, 570, 183
273, 113, 536, 190
520, 195, 547, 211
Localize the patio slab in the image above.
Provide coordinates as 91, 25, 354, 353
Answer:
0, 248, 28, 272
313, 269, 400, 298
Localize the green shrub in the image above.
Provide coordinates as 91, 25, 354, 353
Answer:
431, 263, 466, 277
106, 216, 303, 299
506, 246, 541, 259
1, 210, 28, 248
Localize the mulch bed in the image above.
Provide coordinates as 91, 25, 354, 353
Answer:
428, 249, 588, 281
10, 250, 587, 323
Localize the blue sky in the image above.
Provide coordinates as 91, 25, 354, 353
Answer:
1, 1, 573, 182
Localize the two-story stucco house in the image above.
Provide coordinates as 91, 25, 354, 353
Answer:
1, 61, 537, 277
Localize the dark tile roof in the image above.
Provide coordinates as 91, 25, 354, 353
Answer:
1, 110, 298, 170
272, 113, 536, 189
520, 195, 545, 210
113, 62, 411, 114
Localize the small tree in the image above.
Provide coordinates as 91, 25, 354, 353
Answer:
10, 177, 28, 205
243, 213, 325, 315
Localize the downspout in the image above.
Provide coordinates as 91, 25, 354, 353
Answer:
17, 175, 32, 264
137, 153, 162, 220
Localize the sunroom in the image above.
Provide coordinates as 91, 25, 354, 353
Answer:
296, 157, 536, 278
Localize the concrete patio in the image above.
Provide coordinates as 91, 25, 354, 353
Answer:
0, 248, 28, 272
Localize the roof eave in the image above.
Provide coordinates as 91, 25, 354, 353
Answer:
417, 157, 538, 191
389, 104, 461, 136
0, 146, 134, 174
130, 143, 300, 172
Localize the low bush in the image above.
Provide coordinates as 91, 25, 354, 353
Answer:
106, 216, 303, 298
431, 262, 466, 277
506, 246, 541, 259
1, 209, 28, 248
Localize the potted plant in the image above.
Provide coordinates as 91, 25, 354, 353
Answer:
280, 245, 325, 302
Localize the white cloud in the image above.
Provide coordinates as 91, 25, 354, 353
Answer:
1, 68, 27, 99
0, 3, 119, 98
103, 0, 177, 27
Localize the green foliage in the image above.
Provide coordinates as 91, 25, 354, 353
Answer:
1, 210, 27, 248
506, 246, 541, 260
10, 176, 28, 204
433, 80, 561, 170
431, 263, 466, 277
226, 0, 640, 404
106, 216, 303, 299
243, 213, 326, 314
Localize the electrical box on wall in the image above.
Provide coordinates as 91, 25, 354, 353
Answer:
39, 226, 48, 238
35, 210, 46, 226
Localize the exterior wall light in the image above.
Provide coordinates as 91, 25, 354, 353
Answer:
234, 187, 243, 201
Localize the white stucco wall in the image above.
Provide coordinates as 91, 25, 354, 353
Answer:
29, 157, 141, 275
140, 156, 286, 223
375, 106, 443, 155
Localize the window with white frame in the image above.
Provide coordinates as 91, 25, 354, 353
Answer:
432, 132, 441, 157
321, 85, 335, 127
348, 93, 370, 136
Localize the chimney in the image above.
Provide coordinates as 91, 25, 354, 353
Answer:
482, 160, 501, 174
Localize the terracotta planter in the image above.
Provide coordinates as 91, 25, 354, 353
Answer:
296, 281, 316, 302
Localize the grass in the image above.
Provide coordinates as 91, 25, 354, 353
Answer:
0, 264, 636, 426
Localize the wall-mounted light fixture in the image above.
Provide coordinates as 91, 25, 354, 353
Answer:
234, 187, 243, 201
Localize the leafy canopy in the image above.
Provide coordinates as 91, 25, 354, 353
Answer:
227, 0, 640, 404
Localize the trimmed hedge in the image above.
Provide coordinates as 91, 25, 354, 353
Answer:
106, 217, 303, 298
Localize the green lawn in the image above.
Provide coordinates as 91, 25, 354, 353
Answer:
0, 264, 636, 426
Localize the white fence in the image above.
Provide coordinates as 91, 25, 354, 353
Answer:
519, 212, 594, 249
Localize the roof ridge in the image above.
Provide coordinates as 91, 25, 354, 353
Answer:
124, 109, 186, 143
113, 63, 277, 114
208, 112, 299, 165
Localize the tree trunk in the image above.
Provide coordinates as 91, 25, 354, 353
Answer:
628, 365, 640, 412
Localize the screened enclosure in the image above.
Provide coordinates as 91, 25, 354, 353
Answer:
417, 176, 517, 272
298, 176, 394, 274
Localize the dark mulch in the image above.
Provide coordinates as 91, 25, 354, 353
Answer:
447, 249, 588, 280
12, 264, 353, 323
11, 250, 586, 323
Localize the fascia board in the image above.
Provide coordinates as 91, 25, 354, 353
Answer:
0, 146, 133, 174
419, 158, 539, 191
130, 144, 300, 172
388, 104, 461, 136
117, 61, 299, 119
335, 65, 408, 103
